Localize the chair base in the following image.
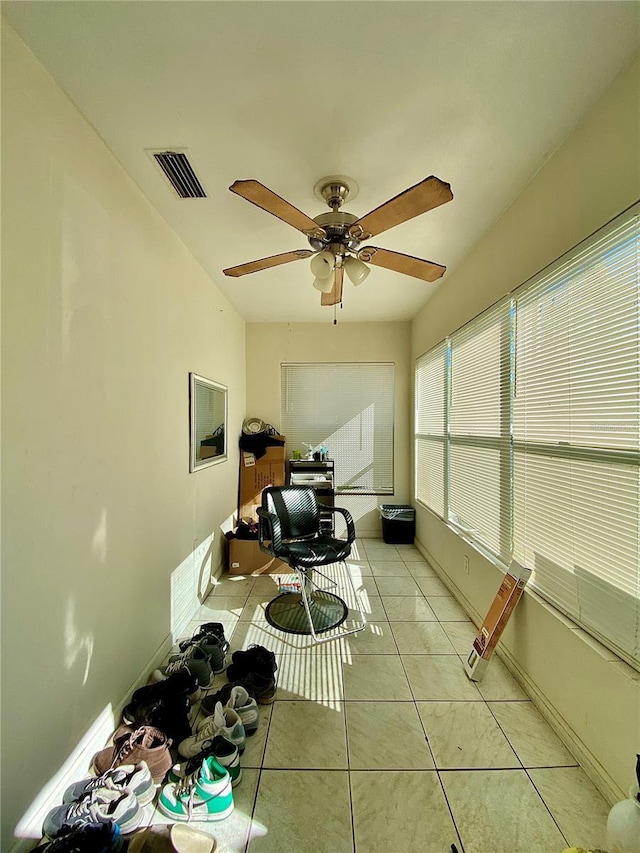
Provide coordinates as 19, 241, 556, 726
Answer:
265, 590, 349, 636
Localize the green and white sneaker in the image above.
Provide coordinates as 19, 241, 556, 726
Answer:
158, 755, 234, 822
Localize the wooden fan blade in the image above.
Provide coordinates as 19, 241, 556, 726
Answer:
321, 265, 344, 306
358, 246, 446, 282
223, 249, 313, 277
230, 180, 326, 239
349, 176, 453, 240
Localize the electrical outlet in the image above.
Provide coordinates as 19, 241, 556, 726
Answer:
463, 555, 469, 575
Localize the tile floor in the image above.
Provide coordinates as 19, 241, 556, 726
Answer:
144, 540, 611, 853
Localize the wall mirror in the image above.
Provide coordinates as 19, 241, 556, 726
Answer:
190, 373, 228, 471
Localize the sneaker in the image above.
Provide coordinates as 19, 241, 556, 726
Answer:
152, 645, 214, 690
92, 726, 173, 786
62, 762, 155, 807
122, 696, 191, 745
158, 756, 234, 822
241, 671, 277, 705
226, 644, 277, 683
31, 821, 124, 852
201, 686, 258, 736
125, 669, 200, 710
182, 622, 226, 644
42, 788, 142, 839
169, 735, 241, 788
178, 703, 245, 758
178, 634, 227, 676
207, 672, 276, 707
179, 622, 228, 656
127, 825, 217, 853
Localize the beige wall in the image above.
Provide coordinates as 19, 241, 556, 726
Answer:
1, 23, 246, 848
246, 322, 411, 536
411, 53, 640, 801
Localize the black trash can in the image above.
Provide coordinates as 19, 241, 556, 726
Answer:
379, 504, 416, 544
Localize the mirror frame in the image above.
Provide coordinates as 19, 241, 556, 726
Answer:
189, 373, 228, 472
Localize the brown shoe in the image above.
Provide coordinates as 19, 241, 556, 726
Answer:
92, 725, 172, 785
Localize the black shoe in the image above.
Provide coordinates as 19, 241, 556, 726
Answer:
178, 622, 227, 650
122, 696, 191, 744
226, 644, 277, 683
204, 671, 276, 709
32, 822, 124, 852
127, 669, 199, 709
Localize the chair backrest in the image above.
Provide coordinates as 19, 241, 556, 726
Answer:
262, 486, 320, 539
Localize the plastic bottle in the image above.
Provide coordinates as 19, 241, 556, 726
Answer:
605, 755, 640, 853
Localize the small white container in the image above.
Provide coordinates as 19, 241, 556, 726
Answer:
606, 785, 640, 853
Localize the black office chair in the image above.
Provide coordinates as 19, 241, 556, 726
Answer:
257, 486, 367, 643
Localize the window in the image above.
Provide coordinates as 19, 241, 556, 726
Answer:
415, 342, 447, 517
281, 363, 394, 494
414, 205, 640, 667
449, 303, 511, 562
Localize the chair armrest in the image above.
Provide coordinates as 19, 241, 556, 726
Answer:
325, 505, 356, 545
256, 506, 283, 556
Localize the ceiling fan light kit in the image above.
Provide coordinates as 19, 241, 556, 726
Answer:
310, 249, 335, 280
312, 275, 335, 294
224, 174, 453, 316
344, 255, 370, 286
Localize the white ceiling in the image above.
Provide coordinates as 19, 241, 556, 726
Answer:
4, 1, 639, 323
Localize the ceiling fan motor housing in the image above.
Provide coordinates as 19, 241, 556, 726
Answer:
308, 211, 361, 253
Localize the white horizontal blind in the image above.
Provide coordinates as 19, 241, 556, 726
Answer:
513, 213, 639, 663
415, 342, 447, 517
449, 302, 511, 561
281, 363, 394, 494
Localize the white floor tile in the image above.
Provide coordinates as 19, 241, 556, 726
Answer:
529, 766, 610, 848
442, 769, 567, 852
250, 769, 353, 852
488, 701, 579, 767
346, 701, 434, 769
417, 701, 520, 769
351, 770, 458, 852
403, 654, 483, 701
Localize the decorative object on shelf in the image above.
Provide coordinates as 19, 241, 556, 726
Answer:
242, 417, 266, 435
190, 373, 227, 472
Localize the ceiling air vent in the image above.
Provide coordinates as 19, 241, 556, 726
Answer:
151, 150, 207, 198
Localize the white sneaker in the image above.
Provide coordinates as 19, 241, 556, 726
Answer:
224, 685, 259, 736
178, 702, 245, 758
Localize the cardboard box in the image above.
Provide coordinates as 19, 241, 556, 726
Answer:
464, 561, 531, 681
228, 537, 290, 576
238, 439, 286, 520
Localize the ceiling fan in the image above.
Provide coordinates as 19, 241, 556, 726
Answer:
223, 174, 453, 308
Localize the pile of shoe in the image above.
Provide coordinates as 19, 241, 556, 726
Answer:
177, 643, 278, 769
35, 623, 228, 848
159, 644, 279, 823
113, 621, 231, 754
33, 629, 281, 846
